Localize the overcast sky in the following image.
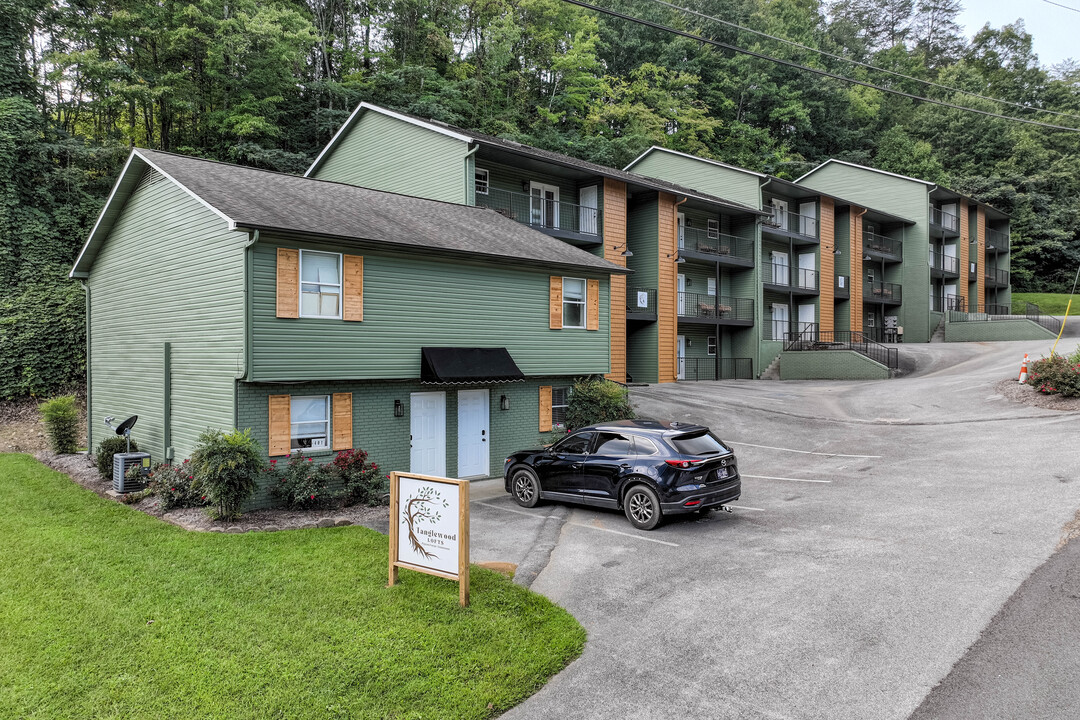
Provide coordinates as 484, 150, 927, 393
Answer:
957, 0, 1078, 67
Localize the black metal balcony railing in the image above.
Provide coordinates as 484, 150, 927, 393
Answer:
1026, 302, 1063, 335
863, 231, 903, 260
677, 292, 755, 322
987, 229, 1010, 253
784, 327, 899, 369
765, 264, 819, 291
763, 210, 818, 239
985, 267, 1009, 287
627, 287, 657, 316
863, 281, 903, 304
949, 305, 1011, 323
475, 187, 598, 236
930, 206, 959, 232
678, 227, 755, 263
946, 294, 966, 311
930, 249, 960, 275
677, 357, 755, 381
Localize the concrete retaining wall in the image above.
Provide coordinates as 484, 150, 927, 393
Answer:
944, 319, 1056, 342
779, 350, 890, 380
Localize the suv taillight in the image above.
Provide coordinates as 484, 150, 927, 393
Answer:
665, 458, 705, 469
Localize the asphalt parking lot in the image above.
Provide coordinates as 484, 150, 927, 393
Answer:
468, 334, 1080, 720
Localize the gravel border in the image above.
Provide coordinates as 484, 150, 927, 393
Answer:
994, 379, 1080, 412
35, 451, 390, 535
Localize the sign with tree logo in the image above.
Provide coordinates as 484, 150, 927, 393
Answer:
388, 472, 470, 606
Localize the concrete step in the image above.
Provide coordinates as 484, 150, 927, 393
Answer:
760, 354, 782, 380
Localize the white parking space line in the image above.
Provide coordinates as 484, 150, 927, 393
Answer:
475, 501, 561, 520
567, 521, 680, 547
743, 474, 831, 484
728, 441, 881, 458
728, 505, 766, 512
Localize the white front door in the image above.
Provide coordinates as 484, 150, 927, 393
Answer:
799, 201, 817, 236
579, 185, 598, 235
677, 212, 686, 250
771, 199, 789, 230
944, 242, 958, 274
457, 389, 489, 478
530, 182, 560, 229
771, 251, 789, 286
799, 252, 817, 290
772, 303, 789, 341
677, 335, 686, 380
410, 392, 446, 476
677, 273, 687, 315
941, 202, 958, 230
798, 303, 816, 339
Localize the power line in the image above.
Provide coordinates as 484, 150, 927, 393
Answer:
562, 0, 1080, 132
1042, 0, 1080, 15
649, 0, 1080, 121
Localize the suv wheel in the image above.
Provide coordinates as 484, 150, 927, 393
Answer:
624, 485, 662, 530
511, 467, 541, 508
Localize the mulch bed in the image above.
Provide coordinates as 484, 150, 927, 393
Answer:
994, 379, 1080, 412
36, 452, 390, 535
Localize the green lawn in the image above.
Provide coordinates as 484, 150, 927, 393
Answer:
1012, 292, 1080, 316
0, 454, 585, 719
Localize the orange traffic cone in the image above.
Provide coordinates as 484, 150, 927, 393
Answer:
1019, 353, 1029, 383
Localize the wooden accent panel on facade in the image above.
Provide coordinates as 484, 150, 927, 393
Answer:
332, 393, 353, 451
268, 394, 291, 457
959, 200, 970, 307
276, 248, 299, 318
657, 193, 679, 383
819, 197, 835, 333
549, 276, 563, 329
538, 386, 552, 432
342, 255, 364, 321
851, 210, 864, 333
587, 278, 600, 330
976, 207, 986, 305
603, 178, 628, 382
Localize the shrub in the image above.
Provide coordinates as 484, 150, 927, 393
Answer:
147, 460, 208, 512
328, 448, 386, 506
1026, 350, 1080, 397
565, 377, 635, 430
39, 395, 79, 454
190, 428, 263, 520
268, 454, 336, 510
96, 435, 139, 479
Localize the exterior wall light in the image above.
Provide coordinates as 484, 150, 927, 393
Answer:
394, 399, 404, 417
500, 395, 510, 411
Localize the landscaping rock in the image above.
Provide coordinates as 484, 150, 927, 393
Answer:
334, 518, 352, 527
225, 526, 243, 534
316, 518, 336, 528
301, 522, 317, 530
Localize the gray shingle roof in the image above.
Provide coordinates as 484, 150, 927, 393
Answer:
73, 149, 630, 277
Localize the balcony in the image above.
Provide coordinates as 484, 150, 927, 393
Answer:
762, 210, 819, 244
762, 264, 819, 295
863, 231, 903, 262
930, 249, 960, 278
474, 187, 600, 246
677, 293, 754, 326
627, 287, 657, 322
864, 281, 902, 305
677, 357, 755, 381
929, 206, 960, 238
985, 267, 1009, 288
987, 229, 1010, 253
835, 275, 849, 300
678, 227, 754, 268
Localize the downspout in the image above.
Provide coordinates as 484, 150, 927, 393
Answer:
464, 144, 479, 204
237, 230, 259, 430
928, 186, 938, 337
81, 280, 91, 453
854, 208, 868, 338
758, 179, 772, 372
675, 196, 688, 381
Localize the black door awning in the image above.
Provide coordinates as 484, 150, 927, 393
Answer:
420, 347, 526, 385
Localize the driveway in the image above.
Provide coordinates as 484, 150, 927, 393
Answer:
470, 334, 1080, 720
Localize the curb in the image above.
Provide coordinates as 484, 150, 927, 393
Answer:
513, 504, 570, 589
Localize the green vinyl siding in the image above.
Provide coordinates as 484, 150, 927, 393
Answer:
311, 110, 468, 204
834, 208, 851, 277
630, 151, 761, 209
479, 159, 588, 207
626, 196, 661, 383
251, 237, 611, 381
87, 172, 244, 462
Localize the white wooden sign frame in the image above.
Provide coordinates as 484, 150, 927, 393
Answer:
388, 471, 470, 607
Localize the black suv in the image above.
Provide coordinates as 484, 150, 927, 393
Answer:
503, 419, 740, 530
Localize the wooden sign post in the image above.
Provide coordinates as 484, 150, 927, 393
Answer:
388, 472, 470, 607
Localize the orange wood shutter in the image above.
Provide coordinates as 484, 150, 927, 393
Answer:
332, 393, 353, 450
549, 276, 563, 329
586, 278, 600, 331
276, 248, 299, 319
539, 386, 552, 432
268, 395, 291, 457
343, 255, 363, 322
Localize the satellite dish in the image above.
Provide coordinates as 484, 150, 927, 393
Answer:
115, 415, 138, 436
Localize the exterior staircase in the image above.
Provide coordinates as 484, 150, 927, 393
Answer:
760, 354, 782, 380
931, 315, 946, 342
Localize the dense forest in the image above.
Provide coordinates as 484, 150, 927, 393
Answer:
3, 0, 1080, 398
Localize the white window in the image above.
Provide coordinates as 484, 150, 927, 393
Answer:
291, 395, 330, 452
707, 218, 719, 239
475, 168, 489, 195
562, 277, 586, 328
707, 336, 717, 356
300, 250, 342, 318
707, 277, 717, 296
552, 387, 569, 428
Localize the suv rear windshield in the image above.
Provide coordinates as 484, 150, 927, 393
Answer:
671, 431, 730, 456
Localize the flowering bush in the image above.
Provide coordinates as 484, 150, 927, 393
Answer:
147, 460, 208, 512
328, 448, 386, 506
1026, 349, 1080, 397
267, 454, 336, 510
